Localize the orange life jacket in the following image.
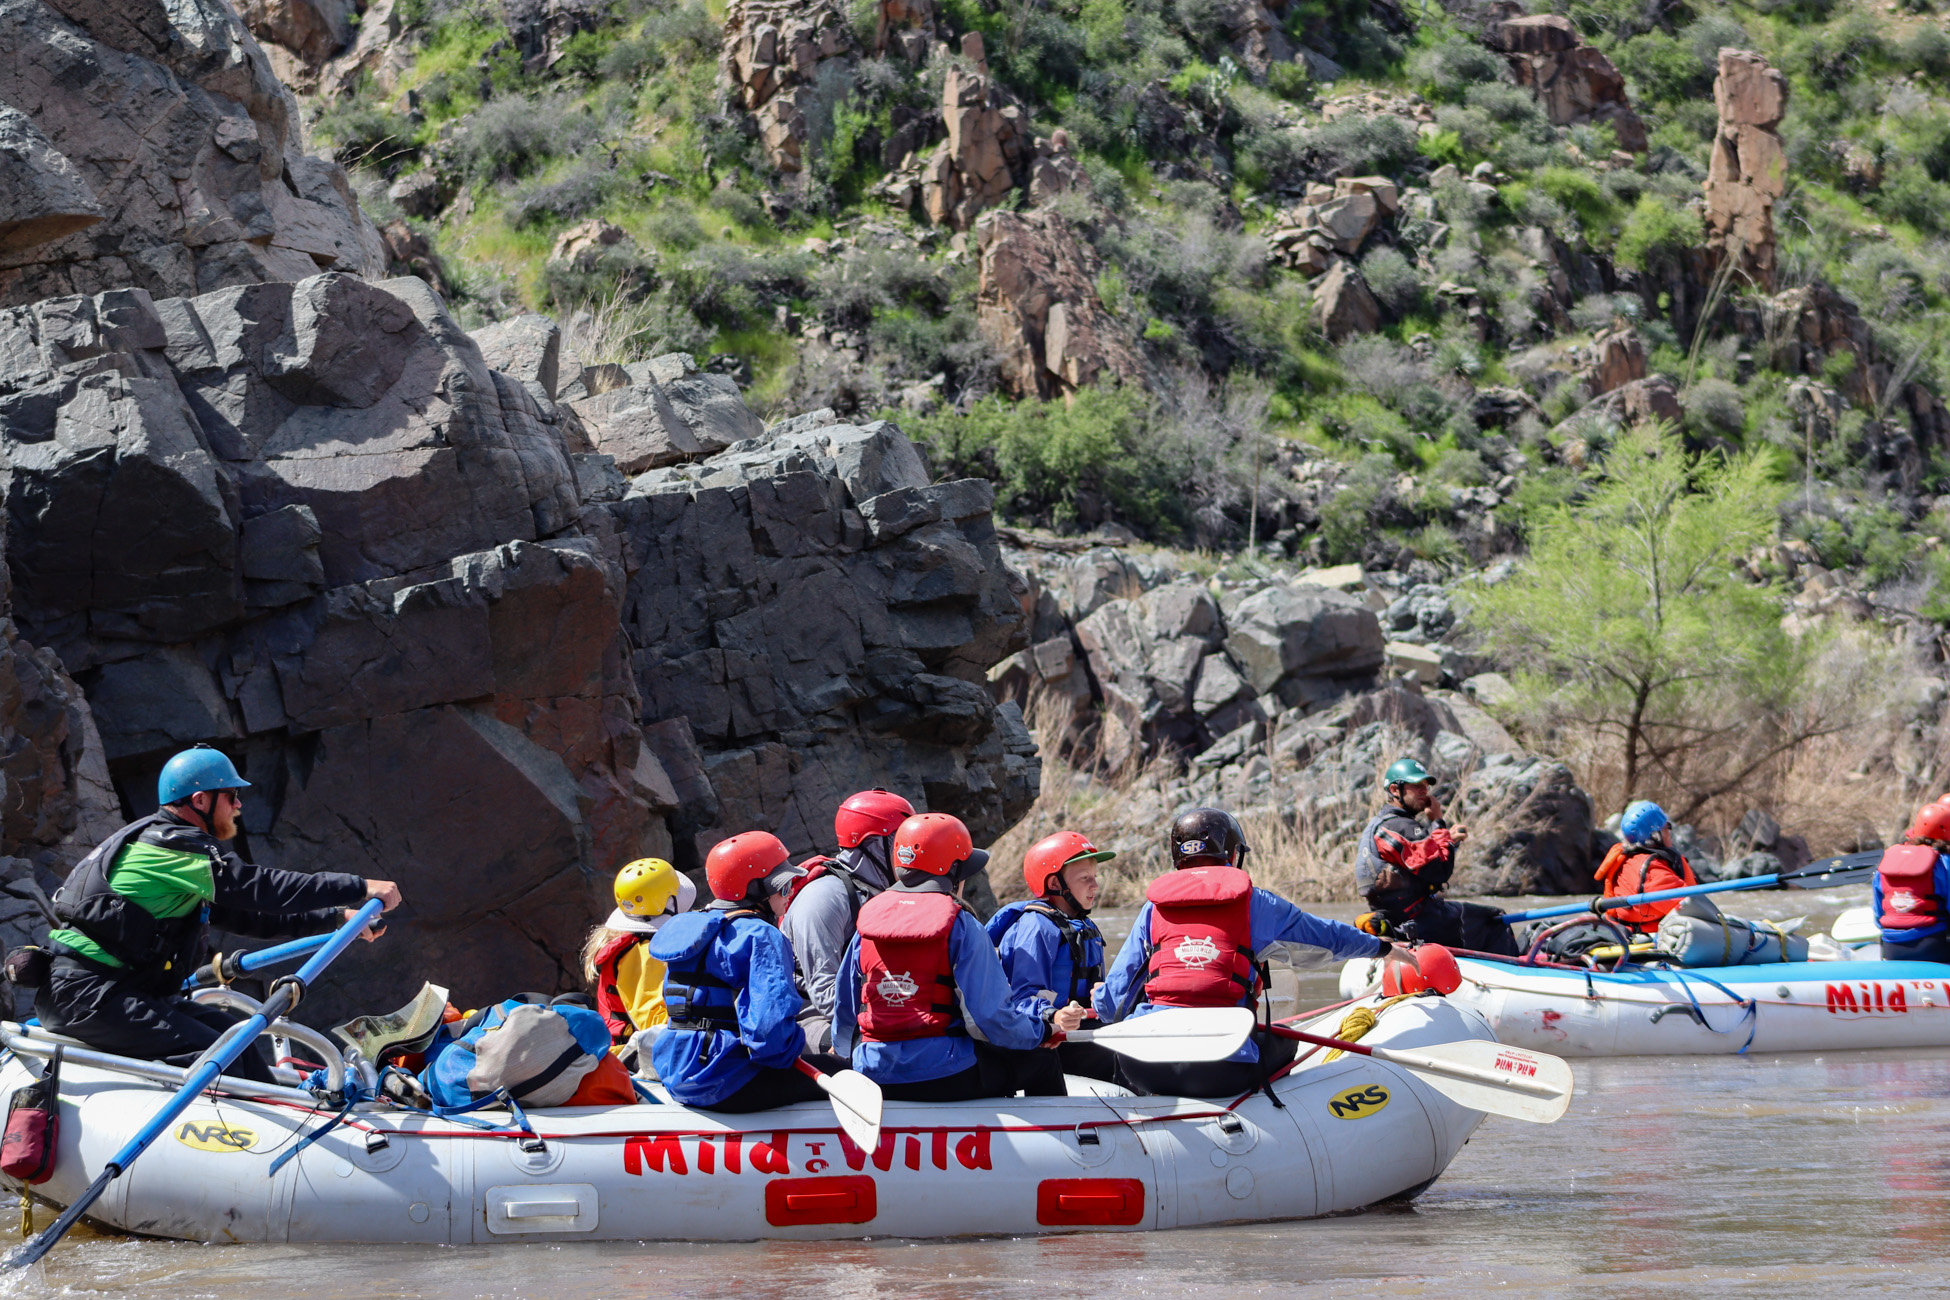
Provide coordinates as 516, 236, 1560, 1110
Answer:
1141, 866, 1261, 1008
1594, 843, 1698, 932
856, 889, 964, 1042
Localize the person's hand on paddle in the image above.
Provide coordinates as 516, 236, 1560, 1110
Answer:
348, 879, 402, 941
1052, 1001, 1090, 1033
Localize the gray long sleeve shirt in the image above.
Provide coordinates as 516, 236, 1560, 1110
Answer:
779, 843, 893, 1051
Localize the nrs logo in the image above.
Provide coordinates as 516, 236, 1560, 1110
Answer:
1328, 1084, 1390, 1120
876, 971, 920, 1006
1173, 936, 1222, 969
175, 1121, 258, 1153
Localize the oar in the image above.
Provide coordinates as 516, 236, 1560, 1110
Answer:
1500, 850, 1883, 925
1267, 1023, 1573, 1124
182, 932, 333, 990
794, 1059, 883, 1151
4, 899, 385, 1270
1061, 1006, 1258, 1063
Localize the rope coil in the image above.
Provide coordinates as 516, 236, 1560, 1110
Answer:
1323, 994, 1418, 1060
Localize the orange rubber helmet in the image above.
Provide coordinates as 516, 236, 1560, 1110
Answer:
835, 789, 915, 849
705, 831, 792, 901
1022, 831, 1116, 897
1909, 803, 1950, 843
892, 813, 973, 877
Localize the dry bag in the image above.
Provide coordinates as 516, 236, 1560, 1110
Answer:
1, 1046, 60, 1184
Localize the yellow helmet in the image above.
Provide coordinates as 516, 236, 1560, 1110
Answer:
613, 858, 686, 921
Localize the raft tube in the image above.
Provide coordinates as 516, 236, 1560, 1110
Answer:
0, 998, 1490, 1244
1339, 957, 1950, 1057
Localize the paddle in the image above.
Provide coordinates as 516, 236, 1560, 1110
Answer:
4, 899, 385, 1270
794, 1059, 883, 1151
1060, 1006, 1259, 1063
182, 932, 333, 990
1499, 850, 1883, 926
1267, 1023, 1573, 1124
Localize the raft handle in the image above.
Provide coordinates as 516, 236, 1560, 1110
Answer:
1073, 1123, 1100, 1147
1649, 1004, 1706, 1027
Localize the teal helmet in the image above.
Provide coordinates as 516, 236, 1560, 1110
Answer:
158, 744, 251, 806
1383, 757, 1431, 787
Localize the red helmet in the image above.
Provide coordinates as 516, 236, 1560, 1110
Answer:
1022, 831, 1115, 897
1414, 944, 1462, 995
891, 813, 973, 877
1909, 803, 1950, 843
705, 831, 792, 901
835, 789, 915, 849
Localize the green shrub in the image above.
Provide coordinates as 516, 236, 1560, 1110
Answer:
1299, 114, 1420, 177
506, 163, 619, 228
1409, 36, 1507, 103
452, 95, 573, 182
313, 101, 420, 175
1360, 246, 1424, 319
1614, 194, 1702, 270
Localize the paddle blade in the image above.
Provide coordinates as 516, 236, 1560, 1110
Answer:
814, 1068, 883, 1151
1072, 1007, 1257, 1063
1371, 1038, 1575, 1125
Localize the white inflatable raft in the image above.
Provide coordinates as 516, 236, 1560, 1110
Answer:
1, 997, 1492, 1244
1340, 957, 1950, 1057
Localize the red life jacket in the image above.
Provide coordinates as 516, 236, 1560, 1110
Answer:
1879, 844, 1945, 931
592, 932, 641, 1044
1141, 866, 1261, 1008
855, 889, 964, 1042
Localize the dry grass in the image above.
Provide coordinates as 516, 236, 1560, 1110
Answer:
560, 294, 671, 366
984, 690, 1374, 908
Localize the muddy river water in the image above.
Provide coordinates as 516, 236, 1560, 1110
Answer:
8, 889, 1947, 1297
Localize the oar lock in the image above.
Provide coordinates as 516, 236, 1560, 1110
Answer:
268, 974, 306, 1011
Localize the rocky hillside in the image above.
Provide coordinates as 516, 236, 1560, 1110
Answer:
0, 0, 1036, 1018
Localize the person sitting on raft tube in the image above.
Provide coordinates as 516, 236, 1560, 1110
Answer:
1593, 801, 1698, 934
780, 788, 913, 1053
36, 745, 401, 1084
835, 813, 1082, 1101
648, 832, 850, 1112
1099, 807, 1416, 1098
1874, 802, 1950, 964
1356, 758, 1518, 956
583, 857, 698, 1048
986, 831, 1120, 1084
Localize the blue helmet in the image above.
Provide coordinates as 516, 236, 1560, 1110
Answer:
1619, 800, 1668, 845
158, 745, 251, 806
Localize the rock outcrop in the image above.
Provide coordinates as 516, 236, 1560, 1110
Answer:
0, 0, 383, 307
721, 0, 856, 173
976, 210, 1145, 400
0, 266, 1038, 1017
1704, 49, 1788, 291
1489, 13, 1647, 154
237, 0, 356, 71
922, 35, 1028, 231
1313, 260, 1382, 340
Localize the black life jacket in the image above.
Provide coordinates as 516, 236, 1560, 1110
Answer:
1015, 902, 1104, 1007
50, 814, 220, 992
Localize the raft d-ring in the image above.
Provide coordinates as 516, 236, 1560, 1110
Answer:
1068, 1122, 1115, 1168
1650, 1004, 1705, 1027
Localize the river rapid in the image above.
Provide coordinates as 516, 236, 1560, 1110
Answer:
8, 889, 1945, 1298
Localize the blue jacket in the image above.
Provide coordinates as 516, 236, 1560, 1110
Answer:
1875, 851, 1950, 942
985, 900, 1105, 1020
835, 909, 1049, 1084
649, 908, 808, 1106
1095, 887, 1382, 1062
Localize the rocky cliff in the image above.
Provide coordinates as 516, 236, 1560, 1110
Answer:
0, 0, 1037, 1021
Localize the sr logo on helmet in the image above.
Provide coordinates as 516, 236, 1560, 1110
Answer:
1174, 935, 1222, 968
1178, 840, 1205, 856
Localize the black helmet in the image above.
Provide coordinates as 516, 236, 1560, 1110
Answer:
1168, 807, 1248, 868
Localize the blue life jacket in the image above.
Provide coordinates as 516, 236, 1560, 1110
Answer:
650, 908, 755, 1030
986, 900, 1105, 1008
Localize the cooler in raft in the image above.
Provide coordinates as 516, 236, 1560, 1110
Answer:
0, 995, 1492, 1244
1340, 956, 1950, 1057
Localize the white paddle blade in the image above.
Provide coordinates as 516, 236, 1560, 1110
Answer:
1071, 1007, 1258, 1064
1371, 1039, 1574, 1124
814, 1068, 883, 1150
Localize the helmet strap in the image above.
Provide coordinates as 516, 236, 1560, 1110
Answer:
1045, 866, 1090, 918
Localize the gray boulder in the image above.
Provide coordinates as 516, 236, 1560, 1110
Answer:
0, 0, 382, 306
1225, 583, 1385, 696
0, 104, 104, 258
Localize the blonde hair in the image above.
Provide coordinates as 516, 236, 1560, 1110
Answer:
581, 924, 635, 987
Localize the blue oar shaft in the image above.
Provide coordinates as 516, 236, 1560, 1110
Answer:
183, 932, 333, 990
1500, 874, 1783, 925
6, 898, 383, 1269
